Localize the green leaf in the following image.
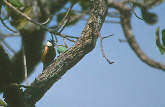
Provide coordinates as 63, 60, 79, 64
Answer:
8, 0, 24, 8
0, 98, 7, 107
141, 8, 157, 25
155, 27, 165, 54
16, 7, 32, 30
57, 46, 67, 54
162, 29, 165, 46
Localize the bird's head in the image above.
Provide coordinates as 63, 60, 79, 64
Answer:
46, 40, 54, 47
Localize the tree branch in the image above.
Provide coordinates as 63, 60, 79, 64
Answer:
99, 33, 114, 64
123, 0, 163, 9
0, 16, 17, 33
3, 0, 77, 42
107, 0, 165, 71
108, 1, 165, 71
0, 37, 16, 54
3, 0, 49, 26
120, 11, 165, 71
5, 0, 67, 84
23, 0, 108, 106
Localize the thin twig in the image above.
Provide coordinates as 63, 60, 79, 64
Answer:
99, 33, 114, 64
63, 38, 68, 48
58, 3, 74, 33
53, 33, 58, 42
3, 0, 76, 41
123, 1, 144, 21
56, 32, 79, 39
0, 31, 19, 38
104, 20, 121, 24
102, 34, 113, 39
0, 16, 17, 33
119, 4, 165, 71
118, 39, 127, 43
48, 4, 75, 35
50, 33, 58, 43
107, 11, 120, 18
123, 0, 162, 9
0, 37, 16, 54
40, 17, 51, 25
22, 44, 28, 85
132, 10, 144, 20
56, 32, 78, 42
3, 0, 50, 26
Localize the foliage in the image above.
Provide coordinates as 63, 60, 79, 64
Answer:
15, 7, 32, 30
141, 8, 158, 25
57, 46, 67, 54
0, 0, 165, 106
4, 0, 32, 30
0, 98, 7, 107
8, 0, 24, 9
155, 27, 165, 54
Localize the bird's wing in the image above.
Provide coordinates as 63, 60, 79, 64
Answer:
41, 46, 48, 62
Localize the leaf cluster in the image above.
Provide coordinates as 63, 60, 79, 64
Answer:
155, 27, 165, 54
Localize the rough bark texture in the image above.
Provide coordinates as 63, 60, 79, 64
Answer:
1, 0, 165, 106
9, 0, 67, 84
1, 0, 67, 106
23, 0, 108, 106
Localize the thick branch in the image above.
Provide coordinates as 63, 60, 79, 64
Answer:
108, 0, 163, 11
120, 9, 165, 71
107, 0, 165, 71
23, 0, 108, 106
124, 0, 163, 9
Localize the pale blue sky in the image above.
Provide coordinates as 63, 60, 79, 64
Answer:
1, 1, 165, 107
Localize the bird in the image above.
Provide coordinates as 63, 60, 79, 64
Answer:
41, 40, 56, 69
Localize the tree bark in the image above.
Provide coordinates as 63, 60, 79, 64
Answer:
23, 0, 108, 106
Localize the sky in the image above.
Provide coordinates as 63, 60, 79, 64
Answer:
1, 1, 165, 107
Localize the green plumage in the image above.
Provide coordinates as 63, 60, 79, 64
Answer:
57, 46, 67, 54
8, 0, 24, 8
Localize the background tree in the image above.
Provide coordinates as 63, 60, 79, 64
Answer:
0, 0, 165, 107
